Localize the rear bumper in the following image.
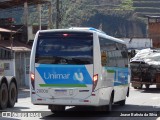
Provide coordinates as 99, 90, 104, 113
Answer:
31, 87, 112, 106
31, 97, 99, 106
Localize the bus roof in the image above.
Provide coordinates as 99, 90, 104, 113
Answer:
69, 27, 106, 34
38, 27, 125, 45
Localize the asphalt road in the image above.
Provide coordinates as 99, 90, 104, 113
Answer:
1, 85, 160, 120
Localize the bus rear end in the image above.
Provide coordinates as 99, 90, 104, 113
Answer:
30, 30, 99, 108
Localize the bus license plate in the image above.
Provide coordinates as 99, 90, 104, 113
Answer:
55, 90, 67, 96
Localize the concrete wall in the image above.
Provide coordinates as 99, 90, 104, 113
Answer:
121, 38, 153, 50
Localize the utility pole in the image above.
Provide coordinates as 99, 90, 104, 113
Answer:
9, 18, 14, 59
24, 1, 28, 27
38, 4, 41, 30
24, 1, 28, 42
56, 0, 60, 29
48, 1, 52, 29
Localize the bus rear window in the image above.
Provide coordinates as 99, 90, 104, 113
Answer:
35, 32, 93, 65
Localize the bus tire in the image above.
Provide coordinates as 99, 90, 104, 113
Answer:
156, 85, 160, 89
95, 93, 114, 112
95, 105, 108, 112
49, 105, 65, 113
106, 95, 113, 111
137, 84, 142, 89
0, 83, 8, 109
117, 99, 126, 106
145, 84, 150, 89
8, 82, 17, 108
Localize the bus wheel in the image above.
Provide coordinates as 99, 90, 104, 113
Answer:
137, 84, 142, 89
8, 82, 17, 108
49, 105, 65, 113
106, 95, 113, 111
156, 84, 160, 89
96, 94, 113, 112
0, 83, 8, 109
145, 84, 150, 89
95, 105, 108, 112
117, 99, 126, 106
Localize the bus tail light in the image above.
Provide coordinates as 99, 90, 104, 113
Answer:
30, 72, 35, 89
63, 33, 69, 37
92, 74, 98, 91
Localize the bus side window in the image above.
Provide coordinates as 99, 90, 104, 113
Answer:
99, 36, 126, 67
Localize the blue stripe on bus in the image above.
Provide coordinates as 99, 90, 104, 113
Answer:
105, 67, 129, 86
36, 64, 92, 85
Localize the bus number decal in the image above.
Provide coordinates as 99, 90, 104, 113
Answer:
36, 89, 48, 93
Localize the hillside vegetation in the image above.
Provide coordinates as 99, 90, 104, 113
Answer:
60, 0, 146, 37
133, 0, 160, 16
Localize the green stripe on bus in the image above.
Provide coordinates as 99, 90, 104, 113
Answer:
39, 84, 87, 87
107, 70, 115, 73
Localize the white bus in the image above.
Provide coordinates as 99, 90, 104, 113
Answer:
0, 47, 18, 109
30, 27, 130, 112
